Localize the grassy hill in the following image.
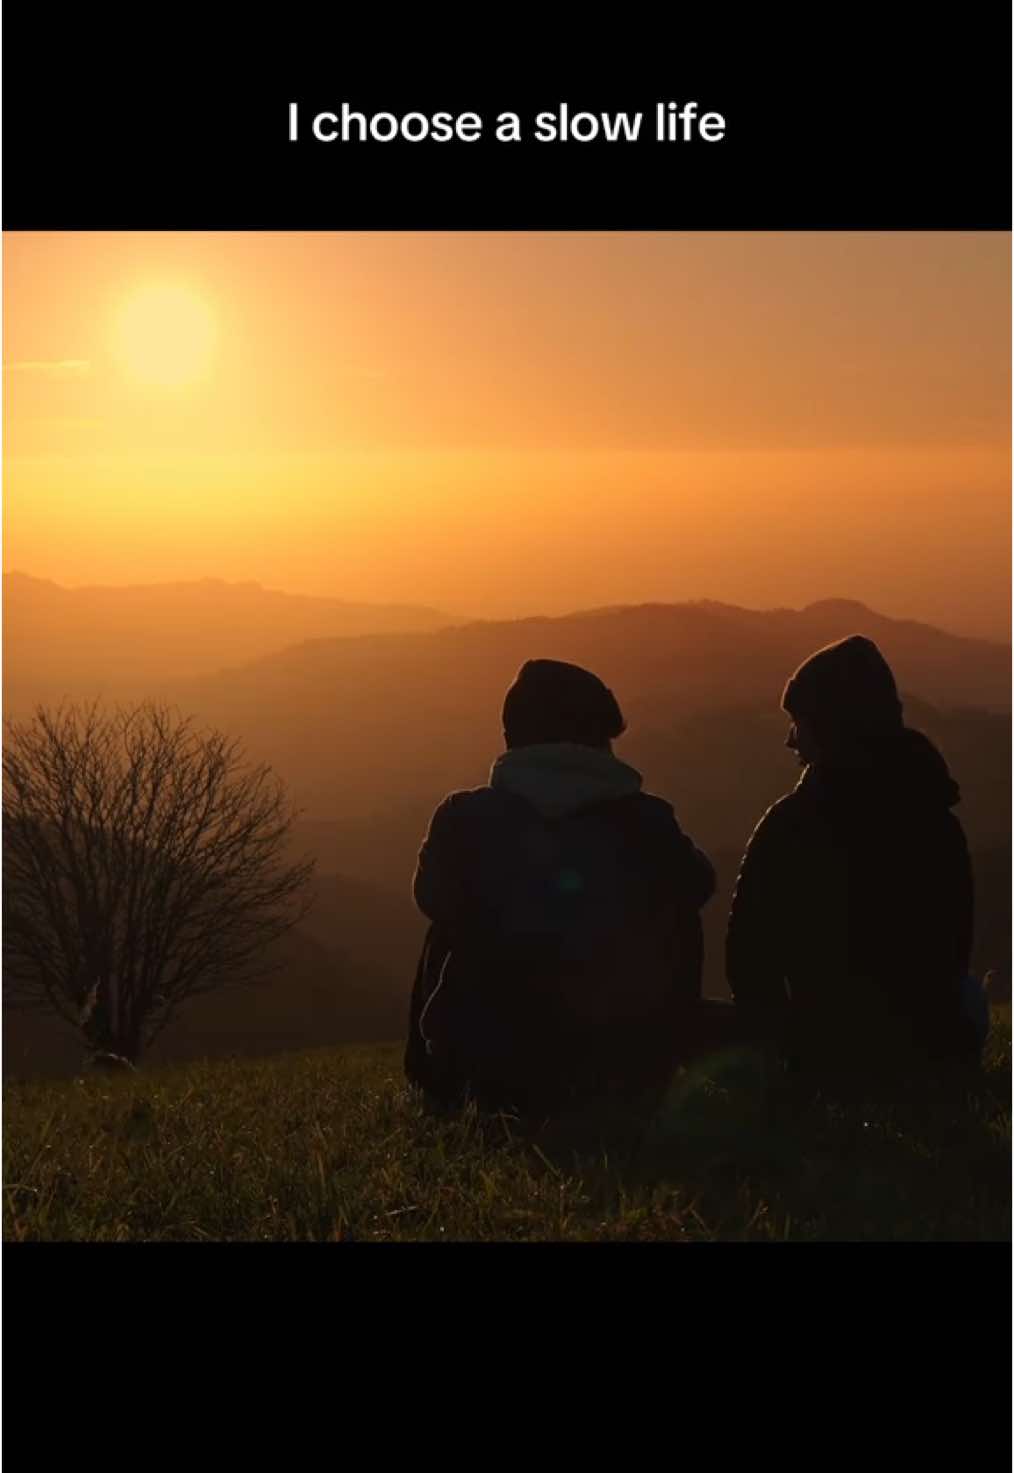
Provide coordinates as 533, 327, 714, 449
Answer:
5, 1012, 1009, 1242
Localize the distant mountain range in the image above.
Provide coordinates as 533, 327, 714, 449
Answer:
6, 576, 1008, 716
3, 571, 459, 701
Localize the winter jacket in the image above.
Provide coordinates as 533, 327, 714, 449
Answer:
726, 728, 977, 1065
405, 742, 715, 1108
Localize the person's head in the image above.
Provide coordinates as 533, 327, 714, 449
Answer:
781, 635, 903, 768
502, 659, 626, 751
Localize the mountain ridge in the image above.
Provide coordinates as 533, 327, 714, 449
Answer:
173, 595, 1011, 715
4, 568, 459, 623
2, 570, 463, 695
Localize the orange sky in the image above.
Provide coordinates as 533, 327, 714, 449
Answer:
3, 231, 1010, 638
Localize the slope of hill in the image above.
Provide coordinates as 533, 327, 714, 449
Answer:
2, 571, 459, 706
4, 1025, 1010, 1241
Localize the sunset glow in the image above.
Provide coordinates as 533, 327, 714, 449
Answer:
3, 232, 1010, 638
111, 283, 217, 388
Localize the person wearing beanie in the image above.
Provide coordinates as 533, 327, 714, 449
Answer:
405, 658, 716, 1113
726, 634, 985, 1073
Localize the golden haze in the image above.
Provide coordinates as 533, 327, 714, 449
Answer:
3, 231, 1010, 639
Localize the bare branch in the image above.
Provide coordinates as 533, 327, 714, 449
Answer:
3, 701, 315, 1062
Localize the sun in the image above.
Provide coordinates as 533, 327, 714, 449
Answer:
112, 284, 217, 388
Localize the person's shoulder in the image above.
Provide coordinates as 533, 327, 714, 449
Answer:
635, 790, 678, 821
938, 806, 971, 848
745, 783, 811, 842
428, 785, 503, 823
628, 790, 688, 833
764, 786, 808, 820
627, 792, 709, 852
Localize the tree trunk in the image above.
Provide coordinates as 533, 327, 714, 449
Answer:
83, 982, 139, 1065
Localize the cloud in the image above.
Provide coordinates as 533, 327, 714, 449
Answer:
4, 360, 91, 377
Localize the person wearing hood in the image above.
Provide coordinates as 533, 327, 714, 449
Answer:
726, 634, 985, 1071
405, 658, 716, 1112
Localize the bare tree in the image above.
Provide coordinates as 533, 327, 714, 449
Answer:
3, 702, 315, 1064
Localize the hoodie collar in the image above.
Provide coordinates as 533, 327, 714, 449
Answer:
489, 742, 643, 820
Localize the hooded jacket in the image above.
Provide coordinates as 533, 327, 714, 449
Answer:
406, 742, 715, 1106
726, 726, 976, 1062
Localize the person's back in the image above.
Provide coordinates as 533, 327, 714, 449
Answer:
727, 635, 980, 1072
406, 660, 715, 1112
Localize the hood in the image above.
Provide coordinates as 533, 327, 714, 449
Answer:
799, 727, 961, 810
782, 633, 903, 740
489, 742, 643, 820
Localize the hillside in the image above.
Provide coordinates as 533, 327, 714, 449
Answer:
2, 571, 459, 704
4, 1021, 1010, 1242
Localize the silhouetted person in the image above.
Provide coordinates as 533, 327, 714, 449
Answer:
405, 659, 716, 1113
727, 634, 985, 1074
